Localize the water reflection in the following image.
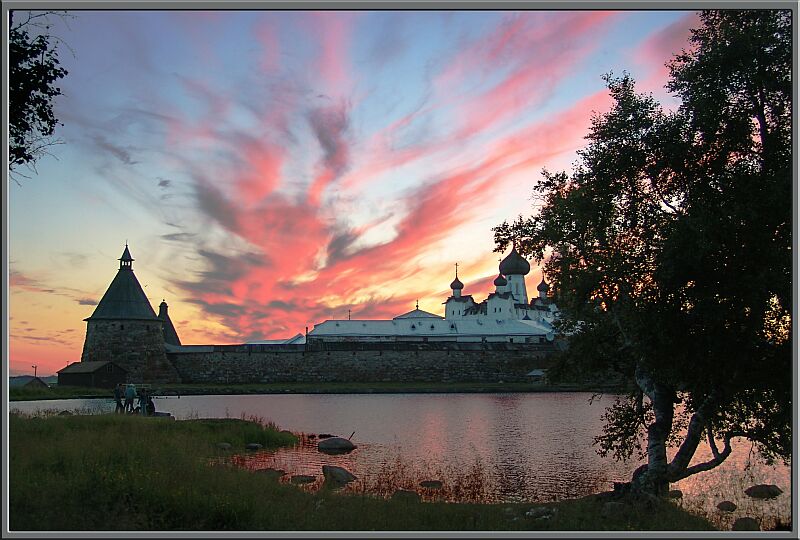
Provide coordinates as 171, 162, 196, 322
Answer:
10, 392, 790, 526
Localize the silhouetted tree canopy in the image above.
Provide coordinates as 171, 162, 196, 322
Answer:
494, 10, 791, 495
9, 11, 70, 178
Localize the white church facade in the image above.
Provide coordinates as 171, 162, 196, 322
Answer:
307, 246, 560, 344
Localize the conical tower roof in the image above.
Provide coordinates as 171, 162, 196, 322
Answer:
84, 245, 158, 321
158, 300, 182, 346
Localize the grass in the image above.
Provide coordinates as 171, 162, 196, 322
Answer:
9, 385, 108, 401
9, 380, 625, 401
9, 411, 714, 531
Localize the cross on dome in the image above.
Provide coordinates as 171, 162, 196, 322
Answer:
450, 262, 464, 290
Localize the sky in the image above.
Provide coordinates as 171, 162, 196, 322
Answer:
7, 9, 700, 376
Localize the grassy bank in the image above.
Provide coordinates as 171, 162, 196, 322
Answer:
9, 384, 107, 401
9, 412, 713, 531
10, 381, 626, 401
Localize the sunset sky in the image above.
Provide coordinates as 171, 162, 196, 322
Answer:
8, 9, 699, 376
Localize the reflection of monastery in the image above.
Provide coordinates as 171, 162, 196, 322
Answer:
60, 245, 559, 387
308, 247, 559, 344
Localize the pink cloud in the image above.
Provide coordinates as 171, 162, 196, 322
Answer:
635, 12, 700, 93
446, 12, 617, 140
176, 85, 614, 341
254, 18, 282, 74
307, 12, 360, 93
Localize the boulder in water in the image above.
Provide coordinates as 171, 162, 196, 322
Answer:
317, 437, 356, 454
216, 442, 232, 451
745, 484, 782, 499
717, 501, 737, 512
245, 442, 263, 451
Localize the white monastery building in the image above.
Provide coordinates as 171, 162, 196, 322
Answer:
307, 246, 559, 344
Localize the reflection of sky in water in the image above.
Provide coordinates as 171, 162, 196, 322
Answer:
11, 393, 790, 524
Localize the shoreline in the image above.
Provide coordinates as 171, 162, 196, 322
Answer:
9, 381, 627, 401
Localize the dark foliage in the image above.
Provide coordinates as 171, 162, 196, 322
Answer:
9, 11, 69, 175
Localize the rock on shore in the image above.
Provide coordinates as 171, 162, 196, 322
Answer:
322, 465, 357, 486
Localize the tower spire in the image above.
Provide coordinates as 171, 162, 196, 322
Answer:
119, 244, 134, 270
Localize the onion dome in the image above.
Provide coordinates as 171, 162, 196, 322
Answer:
450, 263, 464, 290
498, 246, 530, 276
493, 274, 507, 287
537, 277, 550, 292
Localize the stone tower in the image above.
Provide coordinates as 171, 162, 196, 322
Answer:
80, 245, 180, 383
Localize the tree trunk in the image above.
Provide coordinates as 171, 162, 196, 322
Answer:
631, 363, 674, 496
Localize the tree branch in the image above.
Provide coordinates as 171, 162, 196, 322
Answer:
666, 392, 717, 477
707, 423, 720, 460
668, 430, 747, 482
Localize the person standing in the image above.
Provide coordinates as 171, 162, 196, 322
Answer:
124, 384, 136, 413
113, 384, 124, 414
138, 388, 148, 416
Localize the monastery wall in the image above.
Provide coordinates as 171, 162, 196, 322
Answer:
169, 346, 556, 384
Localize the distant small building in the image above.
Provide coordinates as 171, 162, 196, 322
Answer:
526, 369, 548, 384
58, 361, 128, 388
9, 376, 51, 390
25, 376, 51, 389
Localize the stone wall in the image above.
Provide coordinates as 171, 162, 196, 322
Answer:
169, 346, 556, 384
81, 319, 180, 383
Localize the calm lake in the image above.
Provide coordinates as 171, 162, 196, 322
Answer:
11, 392, 790, 527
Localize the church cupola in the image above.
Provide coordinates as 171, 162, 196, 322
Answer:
498, 246, 530, 276
493, 273, 507, 293
119, 244, 134, 270
450, 263, 464, 298
498, 245, 530, 304
537, 276, 550, 299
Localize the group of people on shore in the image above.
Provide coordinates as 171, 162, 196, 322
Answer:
113, 383, 156, 416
